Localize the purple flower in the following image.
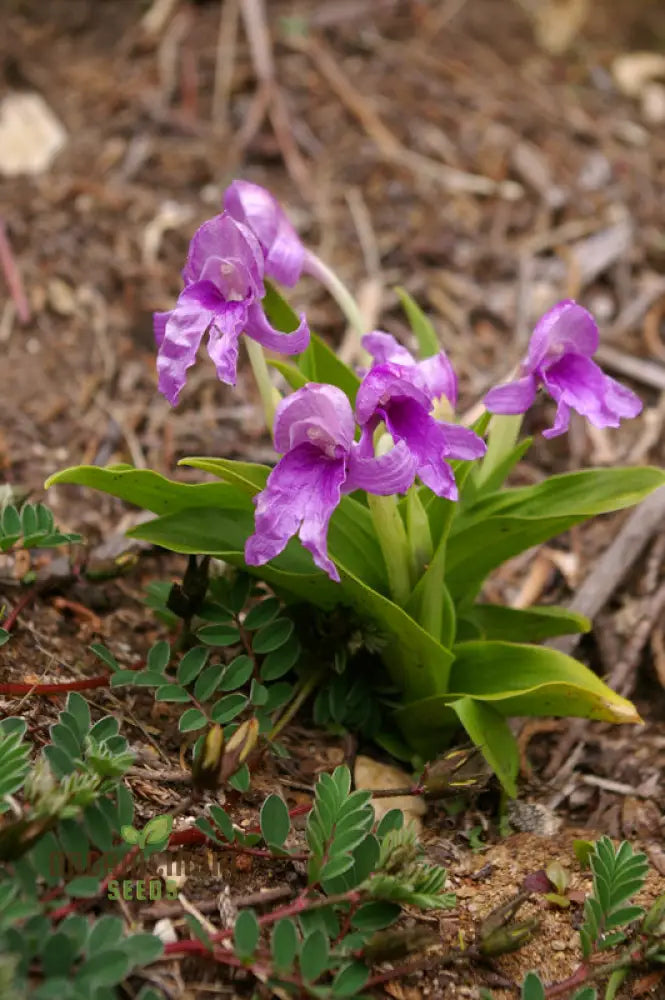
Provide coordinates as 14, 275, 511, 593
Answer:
355, 364, 486, 501
483, 300, 642, 438
224, 180, 305, 287
245, 384, 417, 581
362, 331, 458, 406
154, 213, 309, 405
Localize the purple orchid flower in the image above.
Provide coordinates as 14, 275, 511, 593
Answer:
355, 363, 486, 501
362, 330, 458, 406
244, 384, 417, 582
224, 180, 305, 287
154, 213, 309, 405
483, 300, 642, 438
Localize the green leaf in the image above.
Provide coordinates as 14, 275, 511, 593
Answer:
260, 794, 290, 847
197, 624, 241, 647
0, 627, 9, 646
244, 597, 281, 630
144, 815, 173, 845
300, 928, 329, 982
194, 664, 225, 702
521, 972, 545, 1000
260, 635, 300, 680
179, 708, 209, 732
177, 647, 209, 685
121, 932, 164, 966
155, 684, 191, 703
351, 901, 400, 932
332, 960, 369, 997
45, 465, 251, 516
220, 655, 254, 691
271, 918, 298, 973
42, 931, 78, 977
120, 825, 141, 845
447, 467, 665, 601
228, 762, 251, 792
395, 640, 640, 758
210, 694, 248, 724
253, 617, 294, 654
65, 876, 102, 898
376, 810, 404, 838
459, 604, 591, 643
65, 692, 91, 737
450, 698, 518, 797
147, 640, 171, 674
209, 805, 235, 842
178, 457, 269, 495
76, 948, 131, 985
395, 286, 439, 357
268, 357, 308, 391
233, 909, 259, 960
87, 915, 124, 951
89, 643, 120, 673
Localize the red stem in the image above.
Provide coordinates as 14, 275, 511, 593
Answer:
0, 659, 145, 696
0, 217, 30, 323
2, 585, 40, 633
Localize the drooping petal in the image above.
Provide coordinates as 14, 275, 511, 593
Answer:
224, 180, 305, 287
542, 400, 571, 439
601, 374, 642, 420
438, 422, 487, 461
345, 440, 417, 495
183, 214, 264, 297
245, 443, 344, 581
484, 375, 538, 414
156, 282, 222, 405
381, 397, 460, 500
527, 300, 599, 370
273, 383, 355, 455
154, 311, 168, 349
362, 331, 415, 367
206, 300, 248, 386
243, 301, 310, 358
543, 353, 620, 428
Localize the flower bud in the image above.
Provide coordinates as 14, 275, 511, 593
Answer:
218, 718, 259, 783
191, 724, 225, 791
478, 918, 539, 957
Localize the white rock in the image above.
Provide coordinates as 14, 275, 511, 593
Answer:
0, 92, 67, 176
154, 918, 178, 944
612, 52, 665, 98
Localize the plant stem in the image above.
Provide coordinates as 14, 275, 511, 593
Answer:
268, 668, 324, 742
406, 486, 433, 581
367, 494, 412, 607
244, 336, 279, 433
304, 250, 367, 347
474, 413, 523, 491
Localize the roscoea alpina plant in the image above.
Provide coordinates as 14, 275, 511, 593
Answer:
48, 179, 664, 794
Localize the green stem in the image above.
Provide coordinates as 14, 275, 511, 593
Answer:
304, 250, 367, 345
245, 337, 280, 433
474, 413, 523, 491
405, 487, 433, 581
367, 494, 411, 607
269, 669, 324, 742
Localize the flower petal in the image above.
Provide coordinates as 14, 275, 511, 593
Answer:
244, 301, 310, 357
528, 300, 599, 369
602, 374, 642, 420
484, 375, 537, 414
224, 180, 305, 287
543, 353, 622, 428
206, 300, 248, 386
273, 383, 354, 455
542, 400, 571, 439
345, 440, 417, 495
381, 398, 460, 500
245, 443, 344, 581
184, 214, 263, 296
418, 352, 458, 405
438, 423, 487, 461
355, 363, 431, 426
154, 311, 168, 349
362, 331, 415, 367
156, 282, 221, 405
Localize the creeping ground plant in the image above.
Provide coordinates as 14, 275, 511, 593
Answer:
48, 179, 665, 793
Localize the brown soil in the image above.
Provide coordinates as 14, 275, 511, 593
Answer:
1, 1, 665, 997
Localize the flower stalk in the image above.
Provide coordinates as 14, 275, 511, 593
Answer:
367, 493, 412, 607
